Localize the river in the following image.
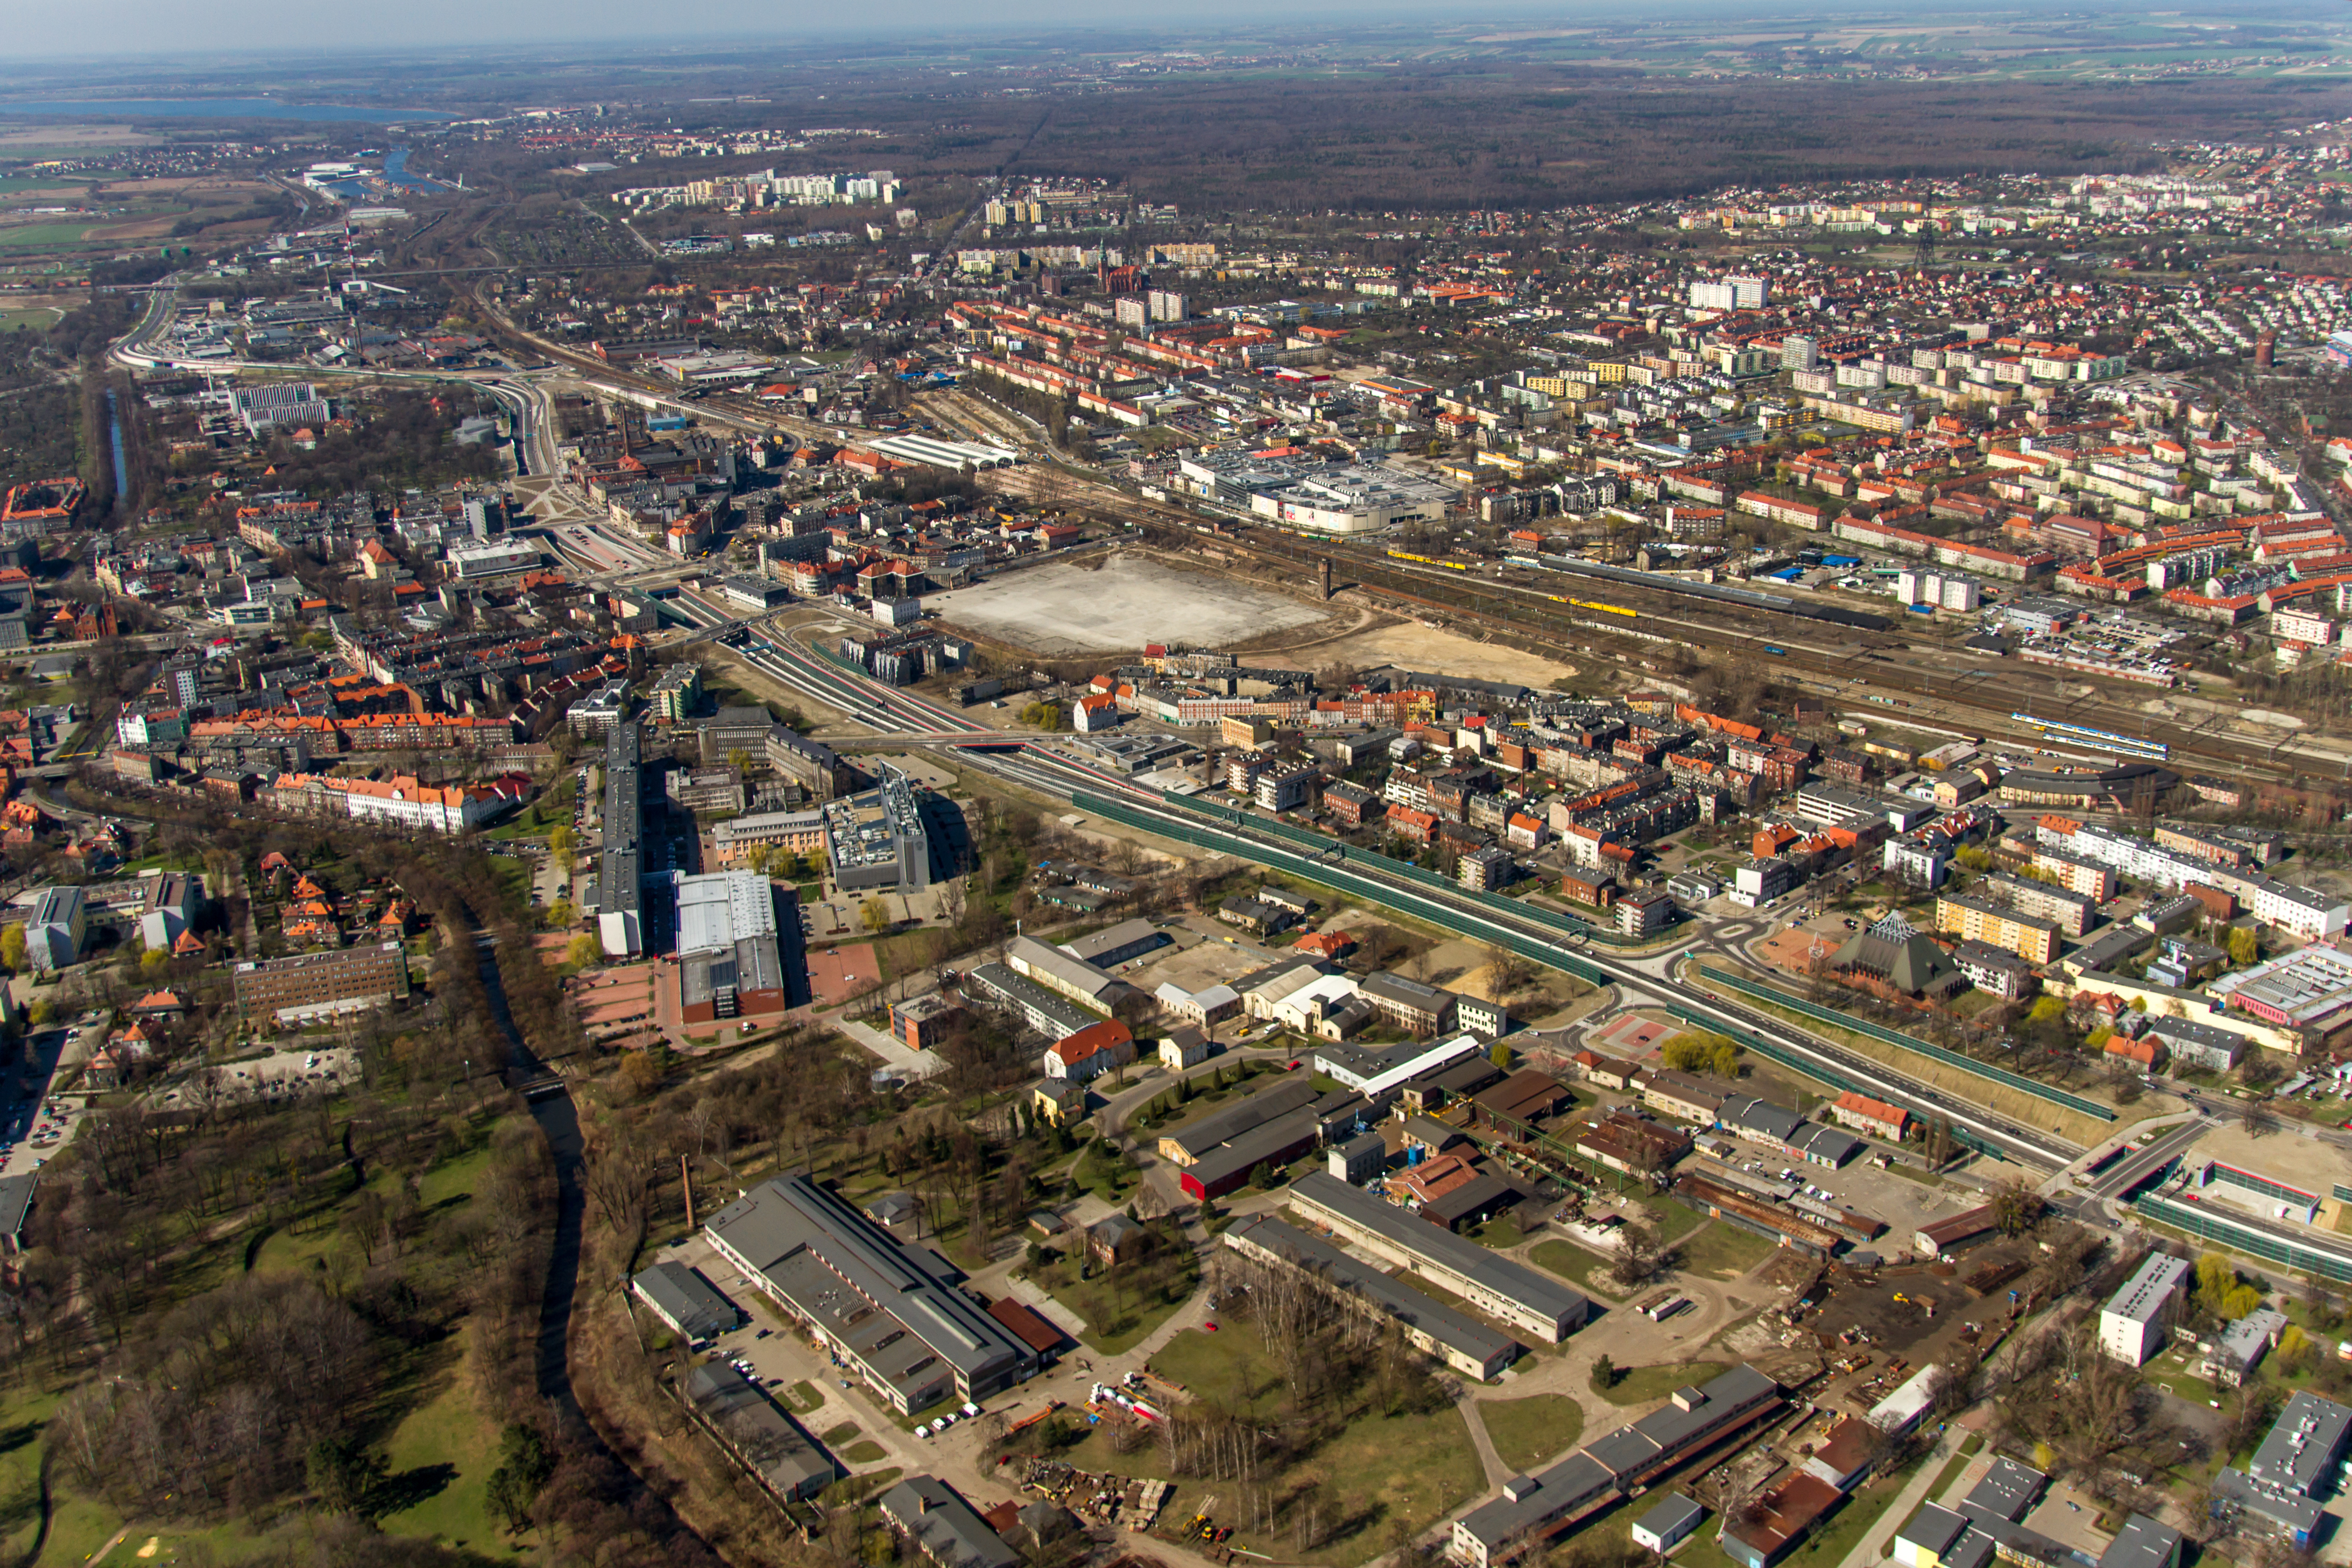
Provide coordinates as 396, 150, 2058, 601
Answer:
469, 935, 713, 1549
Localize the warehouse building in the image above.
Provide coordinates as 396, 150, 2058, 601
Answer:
682, 1362, 838, 1502
1288, 1171, 1586, 1344
631, 1260, 742, 1342
1450, 1365, 1782, 1566
1225, 1215, 1522, 1380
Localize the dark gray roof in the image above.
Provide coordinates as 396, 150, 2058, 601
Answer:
1166, 1078, 1320, 1161
0, 1173, 34, 1242
1793, 1124, 1865, 1165
632, 1260, 740, 1341
1182, 1111, 1319, 1191
1633, 1494, 1706, 1543
1899, 1505, 1972, 1557
879, 1476, 1021, 1568
1290, 1172, 1586, 1331
1962, 1458, 2045, 1523
682, 1362, 837, 1498
1226, 1215, 1517, 1373
2097, 1516, 2183, 1568
706, 1174, 1031, 1400
2247, 1389, 2352, 1497
1718, 1094, 1805, 1144
1060, 918, 1170, 966
2214, 1466, 2326, 1538
1455, 1452, 1618, 1551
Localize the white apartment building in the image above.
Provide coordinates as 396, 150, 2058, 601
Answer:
2099, 1254, 2192, 1366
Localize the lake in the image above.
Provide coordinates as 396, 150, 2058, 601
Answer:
1, 98, 453, 122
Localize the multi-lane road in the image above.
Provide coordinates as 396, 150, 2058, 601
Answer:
728, 619, 2099, 1173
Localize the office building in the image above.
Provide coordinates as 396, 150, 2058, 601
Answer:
2098, 1253, 2191, 1365
823, 764, 931, 893
232, 941, 411, 1026
22, 886, 83, 973
766, 726, 860, 800
706, 1173, 1038, 1416
139, 872, 201, 952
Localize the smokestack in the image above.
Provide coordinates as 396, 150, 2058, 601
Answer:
1320, 559, 1333, 602
681, 1153, 695, 1230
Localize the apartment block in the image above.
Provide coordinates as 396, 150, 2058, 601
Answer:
1934, 891, 2061, 965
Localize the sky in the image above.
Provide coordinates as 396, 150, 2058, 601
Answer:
6, 0, 2338, 67
5, 0, 2266, 65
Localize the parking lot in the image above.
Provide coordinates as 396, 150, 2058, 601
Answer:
156, 1044, 361, 1109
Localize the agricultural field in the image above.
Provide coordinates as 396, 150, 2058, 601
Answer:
0, 176, 289, 259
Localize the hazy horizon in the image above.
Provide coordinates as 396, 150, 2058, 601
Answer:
5, 0, 2326, 68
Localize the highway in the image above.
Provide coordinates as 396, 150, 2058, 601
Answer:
730, 624, 2088, 1173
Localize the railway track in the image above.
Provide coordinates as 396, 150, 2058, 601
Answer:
1176, 526, 2349, 791
728, 626, 2083, 1169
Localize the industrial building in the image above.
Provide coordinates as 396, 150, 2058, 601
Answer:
682, 1362, 838, 1502
1006, 935, 1132, 1015
705, 1173, 1038, 1416
1450, 1365, 1782, 1567
1225, 1215, 1522, 1380
598, 720, 645, 957
1287, 1171, 1587, 1344
631, 1260, 743, 1342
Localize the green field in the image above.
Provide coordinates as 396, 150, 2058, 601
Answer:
1477, 1394, 1584, 1474
1075, 1325, 1486, 1564
1530, 1238, 1624, 1299
373, 1330, 522, 1556
1592, 1358, 1729, 1405
0, 224, 97, 252
1675, 1221, 1778, 1280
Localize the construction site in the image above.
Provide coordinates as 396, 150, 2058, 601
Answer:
1733, 1237, 2050, 1411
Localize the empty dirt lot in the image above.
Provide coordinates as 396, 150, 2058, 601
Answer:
930, 552, 1329, 654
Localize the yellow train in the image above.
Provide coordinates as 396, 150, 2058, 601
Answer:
1386, 549, 1472, 571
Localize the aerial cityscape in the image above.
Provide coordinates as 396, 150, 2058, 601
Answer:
8, 8, 2352, 1568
